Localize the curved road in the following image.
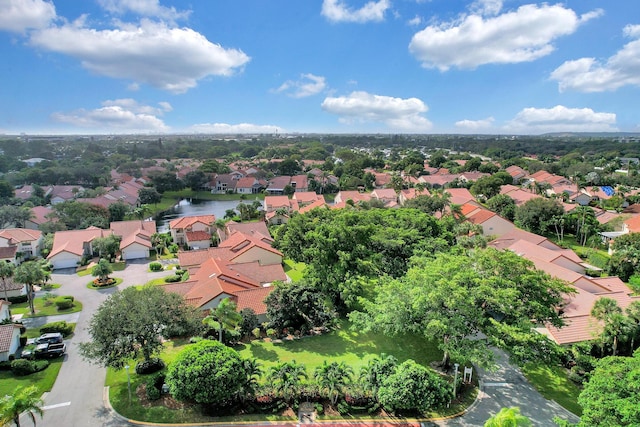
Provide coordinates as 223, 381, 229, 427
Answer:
24, 261, 580, 427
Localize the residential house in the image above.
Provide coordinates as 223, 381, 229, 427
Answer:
333, 191, 372, 206
265, 176, 292, 195
264, 196, 298, 225
110, 220, 156, 260
290, 175, 309, 192
211, 174, 238, 194
25, 206, 53, 230
298, 198, 328, 214
459, 203, 514, 237
371, 188, 398, 207
217, 221, 271, 243
291, 192, 324, 208
0, 323, 22, 362
446, 188, 477, 206
49, 185, 83, 205
505, 165, 527, 184
398, 187, 430, 205
235, 177, 263, 194
47, 227, 111, 269
169, 215, 216, 247
0, 228, 43, 261
0, 278, 26, 299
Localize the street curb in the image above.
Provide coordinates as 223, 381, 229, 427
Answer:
102, 386, 476, 427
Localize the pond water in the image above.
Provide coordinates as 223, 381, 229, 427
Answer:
155, 198, 253, 232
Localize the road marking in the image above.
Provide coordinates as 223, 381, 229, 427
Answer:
483, 382, 509, 387
43, 402, 71, 410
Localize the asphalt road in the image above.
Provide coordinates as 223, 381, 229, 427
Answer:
24, 261, 580, 427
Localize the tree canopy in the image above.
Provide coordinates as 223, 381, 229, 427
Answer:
351, 248, 572, 368
79, 286, 201, 369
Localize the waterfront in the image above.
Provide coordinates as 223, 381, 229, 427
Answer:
155, 198, 256, 232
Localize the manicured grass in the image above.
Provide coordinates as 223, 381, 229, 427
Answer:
0, 359, 64, 396
24, 323, 76, 339
521, 363, 582, 416
283, 259, 306, 282
107, 322, 447, 423
77, 261, 126, 277
11, 298, 83, 318
142, 277, 170, 287
237, 320, 442, 376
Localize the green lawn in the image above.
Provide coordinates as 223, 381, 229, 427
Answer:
522, 363, 582, 416
0, 359, 64, 397
10, 298, 83, 318
283, 259, 306, 282
107, 322, 447, 423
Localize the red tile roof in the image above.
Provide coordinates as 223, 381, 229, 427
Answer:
0, 323, 20, 353
234, 286, 274, 315
186, 231, 212, 242
169, 215, 215, 230
0, 228, 42, 244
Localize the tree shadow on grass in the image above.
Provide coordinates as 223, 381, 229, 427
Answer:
247, 341, 279, 362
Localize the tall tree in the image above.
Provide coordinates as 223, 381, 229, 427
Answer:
0, 262, 15, 304
14, 261, 46, 315
0, 385, 44, 427
0, 206, 33, 229
351, 249, 572, 368
91, 258, 113, 284
591, 297, 623, 356
79, 286, 201, 369
514, 198, 564, 235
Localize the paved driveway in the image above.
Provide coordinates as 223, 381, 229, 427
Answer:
35, 262, 172, 427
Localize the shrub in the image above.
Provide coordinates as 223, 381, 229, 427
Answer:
169, 244, 179, 254
135, 358, 165, 375
54, 297, 74, 310
11, 359, 49, 376
40, 321, 74, 337
149, 262, 163, 272
0, 361, 12, 371
164, 274, 183, 283
266, 329, 277, 339
8, 295, 28, 304
145, 373, 165, 401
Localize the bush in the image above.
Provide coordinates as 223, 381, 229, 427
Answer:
149, 262, 163, 272
40, 321, 74, 337
11, 359, 49, 376
135, 358, 165, 375
7, 295, 28, 304
0, 361, 12, 371
164, 275, 182, 283
54, 297, 74, 310
145, 373, 165, 401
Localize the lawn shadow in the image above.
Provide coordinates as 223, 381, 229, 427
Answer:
247, 341, 279, 362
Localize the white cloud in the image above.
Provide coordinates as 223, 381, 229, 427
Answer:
455, 117, 495, 131
407, 15, 422, 27
504, 105, 617, 134
52, 99, 171, 133
273, 74, 327, 98
409, 4, 601, 71
322, 0, 390, 23
0, 0, 56, 33
97, 0, 190, 22
188, 123, 283, 134
550, 24, 640, 92
29, 19, 250, 93
321, 91, 432, 131
470, 0, 502, 16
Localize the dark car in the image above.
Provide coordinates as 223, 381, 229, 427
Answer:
34, 333, 63, 345
33, 342, 66, 358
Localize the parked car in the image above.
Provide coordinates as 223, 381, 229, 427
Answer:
34, 333, 63, 345
25, 342, 66, 359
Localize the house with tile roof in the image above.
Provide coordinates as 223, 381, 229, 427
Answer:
236, 177, 263, 194
291, 192, 324, 208
290, 175, 309, 192
371, 188, 398, 206
505, 165, 527, 184
298, 198, 328, 214
169, 215, 216, 247
49, 185, 83, 205
110, 220, 156, 260
265, 176, 292, 195
459, 203, 514, 237
0, 323, 21, 362
0, 278, 26, 299
398, 187, 430, 205
25, 206, 53, 230
333, 190, 372, 206
0, 228, 43, 262
47, 228, 110, 269
217, 221, 271, 243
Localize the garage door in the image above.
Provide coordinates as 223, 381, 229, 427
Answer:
123, 250, 148, 260
52, 258, 78, 269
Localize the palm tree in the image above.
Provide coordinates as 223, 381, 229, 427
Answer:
268, 360, 307, 403
239, 358, 262, 403
626, 301, 640, 352
314, 361, 353, 405
0, 385, 44, 427
203, 298, 242, 343
14, 261, 46, 316
358, 354, 398, 395
484, 407, 532, 427
91, 258, 113, 285
591, 297, 623, 356
0, 262, 15, 304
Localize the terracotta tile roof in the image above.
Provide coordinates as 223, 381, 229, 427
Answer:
0, 247, 17, 259
218, 231, 283, 259
499, 188, 540, 206
30, 206, 53, 225
545, 315, 600, 345
466, 209, 497, 225
335, 191, 371, 204
489, 228, 553, 250
111, 220, 155, 250
624, 215, 640, 233
178, 249, 212, 268
0, 323, 20, 353
0, 278, 25, 292
186, 231, 212, 242
419, 174, 457, 187
299, 198, 328, 214
234, 286, 274, 315
236, 177, 258, 188
169, 215, 215, 230
224, 222, 271, 241
0, 228, 42, 244
371, 188, 397, 200
48, 228, 110, 258
264, 196, 292, 211
507, 239, 581, 268
446, 188, 475, 205
226, 261, 287, 284
292, 192, 323, 204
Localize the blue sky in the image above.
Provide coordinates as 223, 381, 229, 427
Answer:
0, 0, 638, 135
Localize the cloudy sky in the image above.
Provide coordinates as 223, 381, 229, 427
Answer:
0, 0, 638, 135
